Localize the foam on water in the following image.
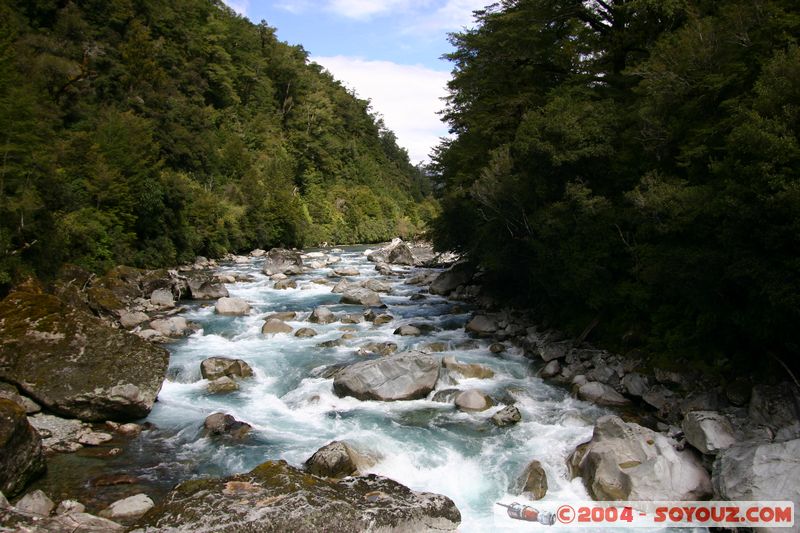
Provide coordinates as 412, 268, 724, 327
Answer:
138, 246, 690, 532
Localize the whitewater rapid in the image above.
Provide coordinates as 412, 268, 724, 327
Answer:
133, 246, 689, 532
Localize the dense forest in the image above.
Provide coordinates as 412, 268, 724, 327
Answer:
0, 0, 436, 289
432, 0, 800, 372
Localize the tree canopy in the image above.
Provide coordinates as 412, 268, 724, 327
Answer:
0, 0, 436, 288
432, 0, 800, 373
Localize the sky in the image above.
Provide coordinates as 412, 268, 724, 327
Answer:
221, 0, 493, 163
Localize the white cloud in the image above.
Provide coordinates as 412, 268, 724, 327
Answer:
222, 0, 250, 15
313, 55, 450, 163
410, 0, 489, 32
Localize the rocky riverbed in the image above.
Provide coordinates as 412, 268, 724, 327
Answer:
1, 239, 798, 532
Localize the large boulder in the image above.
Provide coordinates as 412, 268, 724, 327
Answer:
491, 405, 522, 427
712, 438, 800, 533
149, 317, 192, 338
577, 382, 631, 407
140, 460, 461, 532
0, 399, 46, 497
367, 239, 415, 266
429, 262, 474, 296
203, 413, 252, 439
186, 274, 229, 300
465, 315, 497, 336
569, 415, 712, 501
0, 291, 169, 421
214, 297, 251, 316
341, 287, 382, 307
200, 357, 254, 381
454, 389, 493, 412
261, 319, 293, 335
262, 248, 304, 276
333, 351, 440, 401
682, 411, 736, 455
304, 441, 372, 478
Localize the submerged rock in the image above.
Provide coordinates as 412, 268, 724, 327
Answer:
442, 356, 495, 380
304, 441, 373, 478
0, 291, 169, 421
295, 328, 318, 338
140, 460, 461, 532
569, 415, 712, 501
394, 325, 421, 336
333, 351, 440, 401
0, 400, 45, 498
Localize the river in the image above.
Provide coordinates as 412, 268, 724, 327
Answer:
126, 245, 679, 531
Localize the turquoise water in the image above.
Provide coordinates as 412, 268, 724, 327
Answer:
134, 246, 689, 531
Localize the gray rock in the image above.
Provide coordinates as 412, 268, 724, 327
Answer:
200, 357, 254, 381
682, 411, 736, 455
454, 389, 493, 412
394, 325, 421, 336
332, 279, 358, 294
357, 342, 398, 357
214, 297, 251, 316
27, 413, 88, 453
140, 459, 461, 532
341, 287, 383, 307
621, 373, 649, 397
0, 385, 41, 414
55, 499, 85, 514
489, 343, 506, 354
491, 405, 522, 427
512, 461, 547, 500
261, 318, 293, 335
373, 314, 393, 325
578, 382, 630, 407
340, 313, 364, 324
118, 310, 151, 329
430, 262, 474, 295
304, 441, 372, 478
309, 306, 336, 324
537, 341, 572, 362
749, 382, 800, 438
333, 267, 360, 277
295, 327, 318, 338
149, 316, 191, 337
203, 413, 252, 438
150, 288, 175, 308
465, 315, 497, 336
0, 400, 45, 497
362, 279, 392, 293
539, 360, 561, 379
99, 493, 154, 521
442, 356, 494, 379
712, 438, 800, 533
187, 275, 229, 300
274, 279, 297, 290
367, 239, 415, 266
0, 291, 169, 422
77, 431, 112, 446
207, 376, 239, 394
333, 351, 440, 401
654, 368, 685, 386
266, 311, 297, 321
262, 248, 304, 276
16, 489, 54, 517
569, 415, 712, 501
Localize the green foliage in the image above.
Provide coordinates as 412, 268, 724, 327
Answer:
0, 0, 434, 291
433, 0, 800, 372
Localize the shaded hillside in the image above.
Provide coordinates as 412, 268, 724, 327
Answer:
0, 0, 437, 288
432, 0, 800, 373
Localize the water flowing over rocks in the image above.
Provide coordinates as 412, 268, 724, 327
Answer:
0, 290, 169, 422
138, 460, 461, 532
333, 351, 440, 401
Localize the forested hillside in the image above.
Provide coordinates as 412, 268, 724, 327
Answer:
0, 0, 436, 289
432, 0, 800, 371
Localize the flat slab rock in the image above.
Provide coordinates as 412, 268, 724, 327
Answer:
333, 351, 439, 401
0, 290, 169, 422
137, 460, 461, 532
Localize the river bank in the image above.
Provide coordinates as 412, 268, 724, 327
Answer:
1, 240, 798, 531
